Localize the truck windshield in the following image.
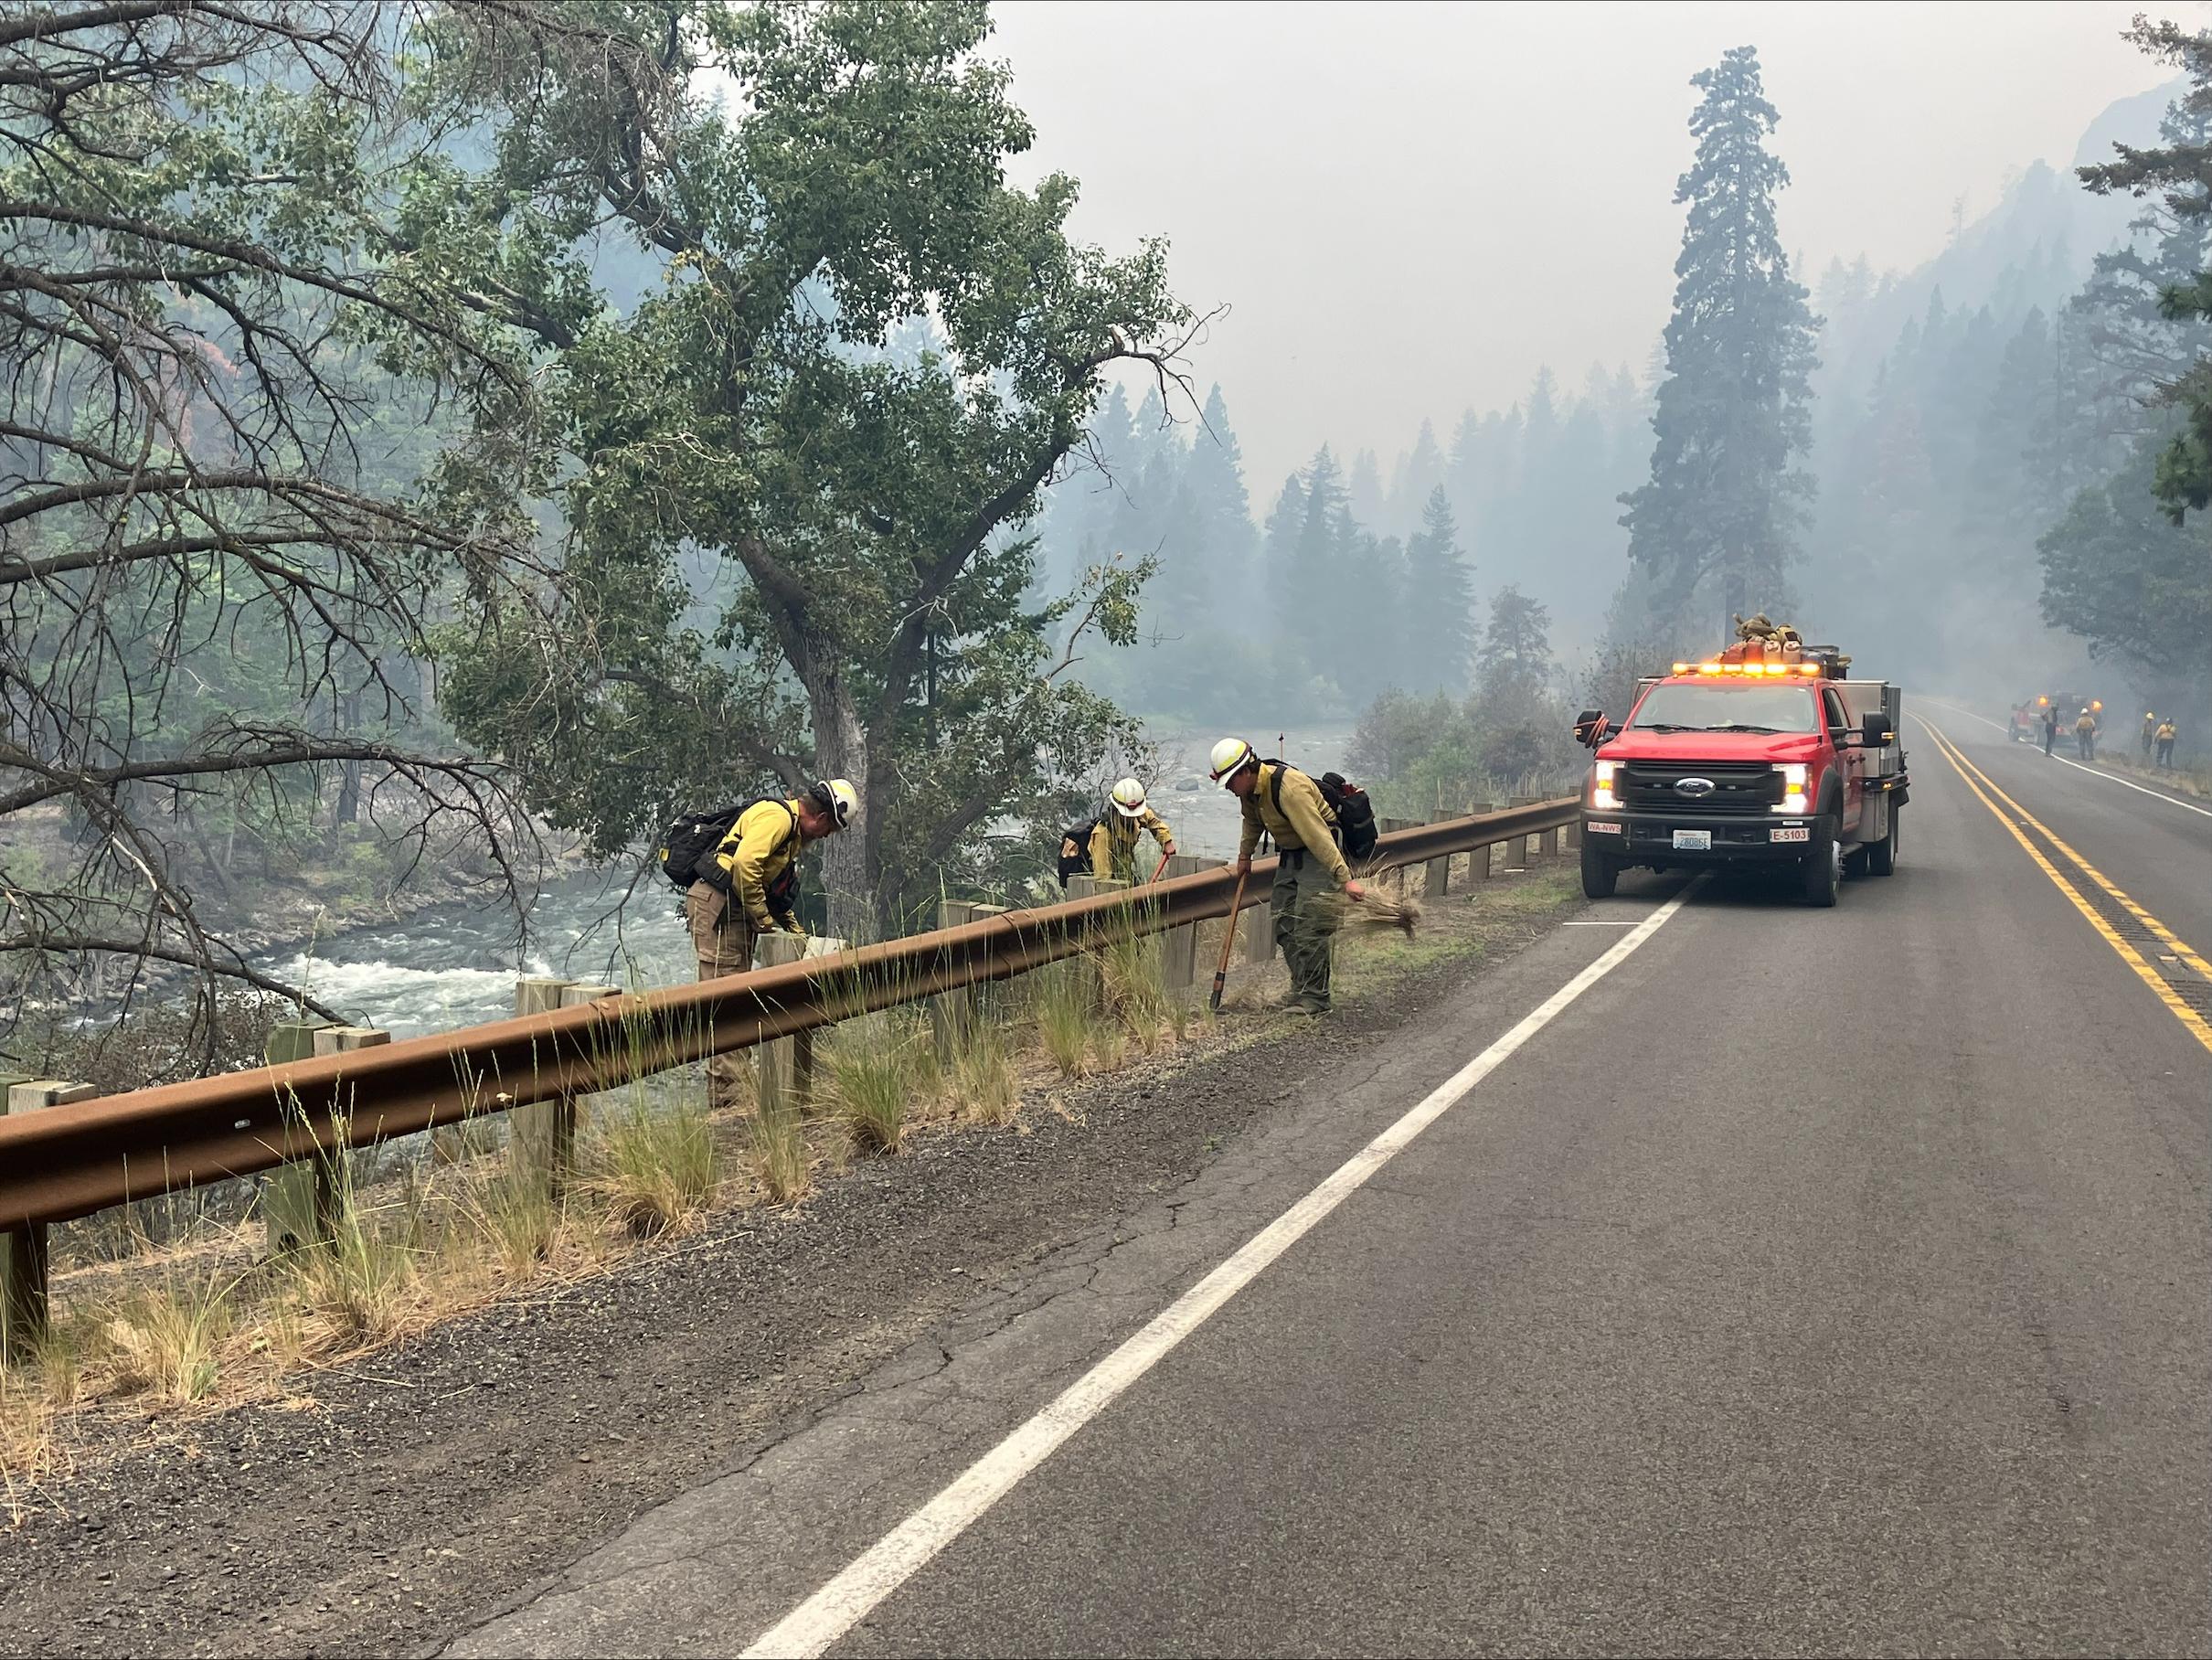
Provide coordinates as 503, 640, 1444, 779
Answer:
1626, 683, 1822, 734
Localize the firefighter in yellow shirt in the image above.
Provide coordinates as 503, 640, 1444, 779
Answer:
1087, 778, 1176, 883
686, 778, 856, 1112
1211, 738, 1367, 1016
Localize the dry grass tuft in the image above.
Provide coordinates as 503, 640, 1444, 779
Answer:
1353, 890, 1421, 938
748, 1098, 814, 1204
585, 1097, 719, 1237
451, 1165, 561, 1275
823, 1014, 937, 1155
1033, 963, 1098, 1079
281, 1195, 423, 1348
99, 1265, 239, 1406
947, 1017, 1019, 1126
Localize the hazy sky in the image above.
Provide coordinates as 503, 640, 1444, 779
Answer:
989, 0, 2179, 494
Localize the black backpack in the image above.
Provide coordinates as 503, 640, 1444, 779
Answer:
1056, 816, 1101, 889
1264, 762, 1380, 863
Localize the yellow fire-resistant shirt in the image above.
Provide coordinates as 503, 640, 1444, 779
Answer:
709, 798, 806, 932
1088, 807, 1175, 882
1238, 762, 1350, 888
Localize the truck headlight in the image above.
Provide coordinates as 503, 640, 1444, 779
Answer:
1591, 759, 1620, 812
1775, 761, 1809, 815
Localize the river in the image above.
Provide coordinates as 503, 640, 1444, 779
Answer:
253, 726, 1354, 1038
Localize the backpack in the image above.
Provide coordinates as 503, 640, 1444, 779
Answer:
658, 797, 801, 910
1056, 816, 1101, 889
1262, 762, 1380, 863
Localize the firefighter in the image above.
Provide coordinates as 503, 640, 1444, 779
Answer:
2075, 707, 2099, 761
1087, 778, 1177, 884
1211, 738, 1366, 1016
2155, 718, 2179, 770
2043, 704, 2059, 757
2142, 711, 2159, 760
686, 778, 856, 1112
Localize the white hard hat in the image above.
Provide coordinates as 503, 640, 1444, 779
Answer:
812, 777, 858, 828
1110, 778, 1148, 818
1208, 738, 1257, 783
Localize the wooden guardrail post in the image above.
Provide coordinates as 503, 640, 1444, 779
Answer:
444, 976, 567, 1167
263, 1017, 334, 1254
752, 932, 810, 1117
931, 901, 1007, 1059
1422, 815, 1452, 899
1237, 874, 1273, 968
510, 982, 617, 1197
1373, 817, 1414, 901
1462, 804, 1495, 885
1506, 795, 1534, 863
1064, 876, 1127, 1005
1567, 815, 1584, 851
3, 1079, 92, 1357
1159, 856, 1209, 992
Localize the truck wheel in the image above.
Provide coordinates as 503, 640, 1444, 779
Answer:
1800, 823, 1840, 908
1868, 809, 1899, 876
1580, 839, 1619, 899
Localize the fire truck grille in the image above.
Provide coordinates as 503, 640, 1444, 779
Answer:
1620, 761, 1781, 816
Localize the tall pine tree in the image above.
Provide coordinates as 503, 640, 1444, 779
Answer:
1402, 486, 1476, 693
1187, 383, 1257, 610
1620, 45, 1820, 633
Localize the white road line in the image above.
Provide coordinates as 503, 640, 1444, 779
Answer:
741, 890, 1695, 1659
1921, 698, 2212, 821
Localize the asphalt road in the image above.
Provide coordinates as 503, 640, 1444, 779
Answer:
456, 711, 2210, 1658
1921, 697, 2212, 961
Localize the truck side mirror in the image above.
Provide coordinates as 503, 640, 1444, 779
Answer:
1859, 713, 1894, 748
1573, 709, 1609, 749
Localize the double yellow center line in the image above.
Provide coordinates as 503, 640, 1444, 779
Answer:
1922, 717, 2212, 1055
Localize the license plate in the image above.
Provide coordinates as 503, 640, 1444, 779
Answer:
1671, 829, 1712, 851
1770, 825, 1810, 844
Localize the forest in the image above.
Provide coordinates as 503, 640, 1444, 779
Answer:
4, 3, 2208, 1076
1040, 27, 2212, 807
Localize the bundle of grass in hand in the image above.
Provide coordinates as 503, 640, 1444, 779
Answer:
1353, 890, 1420, 939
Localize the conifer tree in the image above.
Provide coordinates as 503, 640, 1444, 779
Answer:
1402, 487, 1476, 693
1187, 384, 1257, 608
1620, 46, 1820, 631
1262, 472, 1309, 643
1286, 446, 1349, 658
1391, 418, 1447, 535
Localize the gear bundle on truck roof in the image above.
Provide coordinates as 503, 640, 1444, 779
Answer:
1570, 616, 1909, 907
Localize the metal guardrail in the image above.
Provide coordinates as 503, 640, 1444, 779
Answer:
0, 801, 1576, 1231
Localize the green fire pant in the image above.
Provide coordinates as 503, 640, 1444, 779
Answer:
1271, 848, 1343, 1012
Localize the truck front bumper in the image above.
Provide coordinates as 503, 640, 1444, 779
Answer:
1580, 809, 1821, 864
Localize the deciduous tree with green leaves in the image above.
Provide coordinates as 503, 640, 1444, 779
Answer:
411, 1, 1198, 931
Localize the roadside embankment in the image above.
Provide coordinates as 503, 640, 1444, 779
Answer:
0, 867, 1580, 1658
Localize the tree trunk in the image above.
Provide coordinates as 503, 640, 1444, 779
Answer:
804, 674, 875, 941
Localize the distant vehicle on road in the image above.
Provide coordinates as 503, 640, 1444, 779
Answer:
2014, 692, 2100, 741
1573, 619, 1908, 907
